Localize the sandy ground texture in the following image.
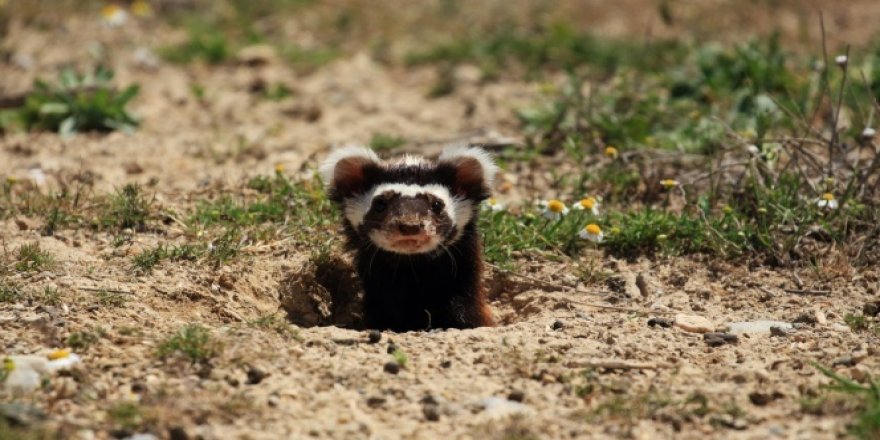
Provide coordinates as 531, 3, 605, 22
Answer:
2, 2, 880, 440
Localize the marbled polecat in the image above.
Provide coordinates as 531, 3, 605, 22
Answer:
321, 145, 497, 332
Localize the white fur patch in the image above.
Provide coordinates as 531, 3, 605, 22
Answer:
319, 145, 380, 189
438, 145, 499, 188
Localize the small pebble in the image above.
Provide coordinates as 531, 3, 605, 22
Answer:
423, 404, 440, 421
366, 396, 386, 408
440, 360, 452, 368
748, 391, 782, 406
703, 332, 737, 347
386, 342, 398, 354
551, 320, 564, 330
674, 314, 714, 333
383, 362, 400, 375
246, 367, 267, 385
507, 390, 525, 402
769, 326, 791, 337
647, 317, 673, 328
168, 427, 188, 440
367, 330, 382, 344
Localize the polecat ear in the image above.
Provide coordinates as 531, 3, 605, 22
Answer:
437, 146, 498, 200
320, 146, 381, 202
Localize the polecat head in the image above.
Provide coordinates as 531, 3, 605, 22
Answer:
321, 145, 497, 255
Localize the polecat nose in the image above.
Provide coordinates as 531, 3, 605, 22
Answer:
396, 222, 422, 236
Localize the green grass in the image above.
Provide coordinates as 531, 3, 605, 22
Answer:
67, 327, 105, 350
157, 324, 221, 364
405, 23, 687, 77
13, 242, 55, 272
160, 27, 230, 64
368, 133, 407, 151
107, 402, 144, 431
0, 282, 25, 303
390, 347, 408, 368
99, 184, 153, 232
133, 243, 203, 273
816, 364, 880, 439
2, 66, 138, 135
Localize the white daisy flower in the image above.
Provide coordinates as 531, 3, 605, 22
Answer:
483, 197, 505, 212
862, 127, 876, 139
816, 193, 838, 210
578, 224, 604, 243
101, 4, 129, 27
835, 55, 848, 67
572, 197, 600, 215
2, 349, 81, 393
539, 199, 568, 220
660, 179, 680, 189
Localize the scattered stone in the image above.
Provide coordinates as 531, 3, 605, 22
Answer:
636, 272, 653, 297
122, 434, 158, 440
621, 272, 642, 299
0, 403, 46, 426
420, 394, 438, 405
383, 362, 400, 375
748, 391, 783, 406
703, 332, 738, 347
551, 320, 564, 330
674, 314, 714, 333
237, 44, 278, 66
771, 325, 793, 337
507, 390, 525, 402
832, 356, 855, 367
386, 342, 398, 354
331, 338, 358, 346
422, 404, 440, 421
439, 360, 452, 368
850, 364, 870, 382
267, 395, 279, 407
480, 397, 533, 419
168, 427, 188, 440
710, 414, 748, 430
367, 330, 382, 344
726, 321, 793, 335
864, 301, 880, 317
647, 317, 673, 328
246, 367, 267, 385
366, 396, 386, 408
792, 313, 817, 325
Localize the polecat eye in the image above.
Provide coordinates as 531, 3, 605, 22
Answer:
372, 197, 388, 213
430, 199, 444, 214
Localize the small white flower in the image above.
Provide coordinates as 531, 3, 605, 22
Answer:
483, 197, 505, 212
539, 199, 568, 220
816, 193, 838, 210
2, 349, 81, 394
578, 224, 604, 243
572, 197, 600, 215
101, 4, 129, 27
862, 127, 876, 139
835, 55, 848, 67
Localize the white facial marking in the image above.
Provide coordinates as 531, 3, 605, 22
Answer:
344, 183, 456, 228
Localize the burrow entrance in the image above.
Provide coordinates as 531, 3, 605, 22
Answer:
276, 254, 574, 329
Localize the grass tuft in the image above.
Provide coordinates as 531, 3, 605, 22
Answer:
157, 324, 221, 364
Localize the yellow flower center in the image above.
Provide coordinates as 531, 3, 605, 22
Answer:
47, 349, 71, 360
585, 224, 601, 235
821, 193, 835, 201
604, 146, 619, 158
579, 198, 596, 209
487, 197, 498, 205
547, 200, 565, 213
101, 4, 122, 17
660, 179, 679, 188
3, 357, 13, 372
274, 163, 285, 174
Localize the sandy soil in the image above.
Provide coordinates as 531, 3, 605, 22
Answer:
1, 2, 879, 439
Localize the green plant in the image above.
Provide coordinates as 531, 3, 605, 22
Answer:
0, 282, 25, 303
391, 347, 408, 367
160, 27, 230, 64
368, 133, 407, 151
95, 290, 128, 307
12, 66, 138, 134
13, 242, 55, 272
100, 184, 152, 231
133, 243, 204, 273
107, 402, 144, 431
157, 324, 221, 363
67, 327, 105, 350
815, 364, 880, 439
